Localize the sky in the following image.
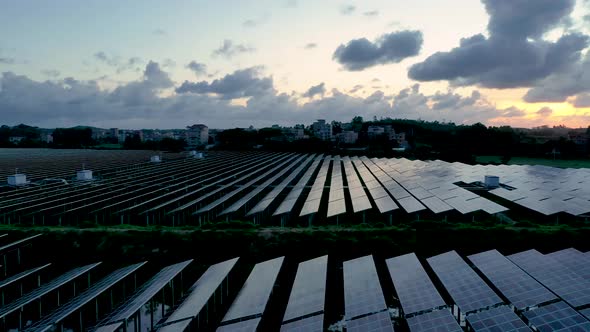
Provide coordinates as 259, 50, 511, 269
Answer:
1, 0, 590, 129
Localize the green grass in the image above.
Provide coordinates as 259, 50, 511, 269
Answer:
476, 155, 590, 168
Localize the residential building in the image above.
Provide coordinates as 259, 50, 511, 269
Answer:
337, 131, 358, 144
186, 124, 209, 148
311, 119, 332, 141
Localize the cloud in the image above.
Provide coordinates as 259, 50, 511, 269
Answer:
41, 69, 60, 78
94, 52, 144, 73
408, 0, 588, 90
573, 93, 590, 107
340, 5, 356, 15
212, 40, 256, 58
153, 28, 167, 35
304, 43, 318, 50
333, 30, 423, 71
186, 61, 207, 76
523, 51, 590, 103
349, 84, 364, 93
363, 10, 379, 17
175, 67, 274, 99
303, 82, 326, 98
536, 107, 553, 116
161, 58, 176, 68
94, 51, 119, 66
284, 0, 298, 8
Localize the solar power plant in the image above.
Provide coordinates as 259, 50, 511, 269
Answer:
343, 255, 388, 320
0, 234, 42, 255
546, 248, 590, 280
0, 263, 51, 291
523, 301, 590, 331
4, 150, 590, 225
508, 250, 590, 308
218, 257, 284, 329
468, 249, 558, 310
24, 262, 145, 332
427, 251, 503, 314
93, 260, 192, 331
405, 308, 462, 332
466, 306, 530, 332
346, 311, 394, 332
282, 256, 327, 325
385, 253, 446, 316
158, 257, 239, 332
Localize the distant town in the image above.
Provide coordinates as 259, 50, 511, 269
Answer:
1, 118, 589, 164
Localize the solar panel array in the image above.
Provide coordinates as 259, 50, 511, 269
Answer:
427, 251, 503, 313
468, 249, 557, 310
508, 250, 590, 308
3, 233, 590, 331
6, 150, 590, 226
406, 309, 462, 332
282, 256, 327, 325
523, 301, 590, 331
385, 253, 446, 315
466, 305, 530, 332
219, 257, 284, 329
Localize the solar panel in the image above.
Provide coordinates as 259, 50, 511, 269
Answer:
158, 258, 239, 332
0, 234, 42, 255
580, 308, 590, 320
546, 248, 590, 280
25, 262, 146, 331
346, 311, 394, 332
343, 255, 388, 320
94, 260, 191, 328
0, 262, 101, 319
299, 157, 330, 217
385, 253, 446, 315
397, 196, 426, 214
342, 157, 372, 214
216, 317, 262, 332
468, 250, 557, 310
466, 306, 529, 332
282, 256, 327, 322
523, 301, 590, 332
427, 251, 503, 313
280, 314, 324, 332
420, 196, 453, 214
508, 250, 590, 308
0, 263, 51, 290
221, 257, 284, 323
406, 309, 461, 332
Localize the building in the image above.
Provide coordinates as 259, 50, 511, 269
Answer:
282, 127, 307, 141
9, 136, 25, 144
337, 131, 358, 144
186, 124, 209, 148
311, 120, 332, 141
367, 126, 385, 139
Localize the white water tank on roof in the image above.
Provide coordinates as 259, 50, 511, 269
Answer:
77, 170, 93, 181
150, 155, 161, 163
7, 174, 27, 186
484, 175, 500, 188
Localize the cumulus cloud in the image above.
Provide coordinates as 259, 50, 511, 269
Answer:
340, 5, 356, 15
408, 0, 588, 92
212, 40, 256, 58
175, 67, 274, 99
304, 43, 318, 50
303, 82, 326, 98
536, 107, 553, 116
523, 51, 590, 103
333, 30, 423, 71
186, 61, 207, 76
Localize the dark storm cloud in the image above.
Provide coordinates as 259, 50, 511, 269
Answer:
408, 0, 588, 91
303, 82, 326, 98
573, 93, 590, 107
333, 30, 423, 71
186, 61, 207, 76
212, 40, 256, 58
175, 67, 274, 99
